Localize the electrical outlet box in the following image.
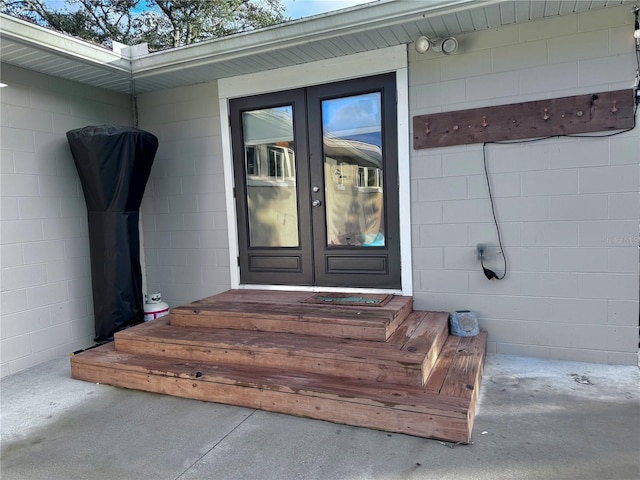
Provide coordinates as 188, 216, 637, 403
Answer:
476, 244, 487, 261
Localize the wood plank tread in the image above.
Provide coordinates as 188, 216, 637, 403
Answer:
182, 289, 411, 311
114, 311, 450, 386
71, 331, 487, 443
170, 290, 413, 341
69, 290, 487, 443
72, 343, 468, 415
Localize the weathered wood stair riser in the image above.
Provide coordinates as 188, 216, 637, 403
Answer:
114, 311, 449, 386
71, 333, 486, 443
70, 290, 487, 443
171, 294, 414, 341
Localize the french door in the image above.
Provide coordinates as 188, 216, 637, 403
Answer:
230, 73, 400, 288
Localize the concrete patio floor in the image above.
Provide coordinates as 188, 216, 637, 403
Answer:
1, 352, 638, 480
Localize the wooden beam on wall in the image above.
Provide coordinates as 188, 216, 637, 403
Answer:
413, 89, 636, 150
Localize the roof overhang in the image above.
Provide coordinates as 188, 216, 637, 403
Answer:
0, 0, 633, 95
0, 13, 132, 92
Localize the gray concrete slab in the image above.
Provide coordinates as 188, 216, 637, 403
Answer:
1, 353, 638, 480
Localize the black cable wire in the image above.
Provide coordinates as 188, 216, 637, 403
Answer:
480, 87, 638, 281
481, 142, 507, 280
477, 12, 640, 282
565, 107, 637, 138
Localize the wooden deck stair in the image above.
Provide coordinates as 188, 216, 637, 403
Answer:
170, 289, 414, 341
70, 290, 487, 443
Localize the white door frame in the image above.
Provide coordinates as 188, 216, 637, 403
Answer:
218, 44, 412, 295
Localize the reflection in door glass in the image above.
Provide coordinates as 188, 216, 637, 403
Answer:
242, 106, 299, 247
321, 93, 385, 247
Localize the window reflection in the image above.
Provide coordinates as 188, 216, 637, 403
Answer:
322, 93, 385, 247
242, 106, 299, 247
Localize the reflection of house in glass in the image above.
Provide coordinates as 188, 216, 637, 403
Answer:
241, 100, 386, 249
243, 107, 299, 248
323, 136, 385, 247
322, 91, 385, 247
245, 144, 296, 186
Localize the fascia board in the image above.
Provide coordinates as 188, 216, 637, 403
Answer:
131, 0, 500, 78
1, 0, 505, 84
0, 14, 131, 75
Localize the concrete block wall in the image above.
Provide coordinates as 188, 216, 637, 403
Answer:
409, 5, 639, 364
137, 82, 230, 308
0, 64, 132, 376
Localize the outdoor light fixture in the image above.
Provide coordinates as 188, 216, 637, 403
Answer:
415, 36, 431, 54
415, 36, 458, 55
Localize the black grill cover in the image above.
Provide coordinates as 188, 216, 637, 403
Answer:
66, 125, 158, 341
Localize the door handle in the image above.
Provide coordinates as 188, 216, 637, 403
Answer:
312, 199, 322, 208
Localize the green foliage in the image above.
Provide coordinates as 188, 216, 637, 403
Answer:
0, 0, 288, 50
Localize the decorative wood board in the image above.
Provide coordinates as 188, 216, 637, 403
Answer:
413, 89, 635, 149
303, 292, 393, 307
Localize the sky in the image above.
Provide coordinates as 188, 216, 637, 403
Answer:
41, 0, 377, 19
282, 0, 375, 19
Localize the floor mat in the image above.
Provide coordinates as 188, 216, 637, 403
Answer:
303, 293, 393, 307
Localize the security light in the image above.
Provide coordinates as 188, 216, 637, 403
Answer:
415, 36, 458, 55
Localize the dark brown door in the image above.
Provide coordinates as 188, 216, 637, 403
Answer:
230, 73, 400, 288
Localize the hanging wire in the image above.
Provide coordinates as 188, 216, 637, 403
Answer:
131, 78, 139, 128
481, 84, 638, 281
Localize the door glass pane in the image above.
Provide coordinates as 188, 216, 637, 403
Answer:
321, 93, 385, 247
242, 106, 298, 247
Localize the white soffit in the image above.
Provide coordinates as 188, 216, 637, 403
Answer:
0, 0, 633, 94
0, 14, 132, 93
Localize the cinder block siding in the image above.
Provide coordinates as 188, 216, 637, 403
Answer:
2, 5, 636, 378
137, 82, 230, 308
0, 64, 131, 377
409, 5, 639, 364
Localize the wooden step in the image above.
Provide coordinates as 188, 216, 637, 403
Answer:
114, 311, 449, 387
170, 290, 413, 342
70, 290, 488, 442
71, 331, 487, 443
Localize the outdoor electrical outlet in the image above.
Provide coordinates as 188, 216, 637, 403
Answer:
476, 244, 487, 261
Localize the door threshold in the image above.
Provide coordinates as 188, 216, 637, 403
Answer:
236, 284, 404, 296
